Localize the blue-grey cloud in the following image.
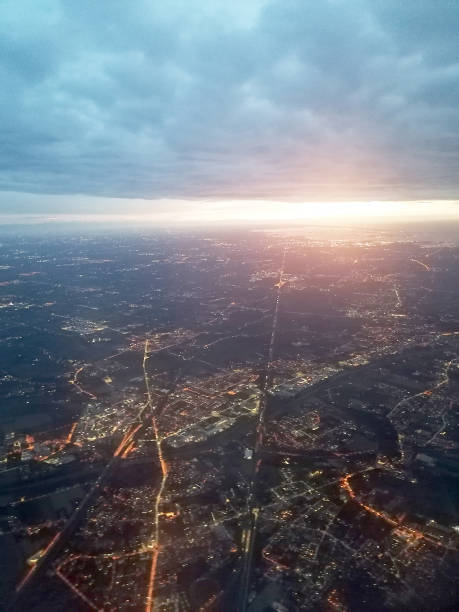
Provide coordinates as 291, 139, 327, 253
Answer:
0, 0, 458, 211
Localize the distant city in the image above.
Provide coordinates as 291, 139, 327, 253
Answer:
1, 225, 459, 611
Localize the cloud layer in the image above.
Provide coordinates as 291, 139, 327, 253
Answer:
1, 0, 459, 209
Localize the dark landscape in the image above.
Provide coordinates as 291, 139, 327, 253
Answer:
1, 224, 459, 611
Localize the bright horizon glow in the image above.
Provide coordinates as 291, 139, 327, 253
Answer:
1, 198, 459, 225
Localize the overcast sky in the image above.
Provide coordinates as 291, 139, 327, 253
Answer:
1, 0, 459, 215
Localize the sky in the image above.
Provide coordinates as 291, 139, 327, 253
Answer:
1, 0, 459, 219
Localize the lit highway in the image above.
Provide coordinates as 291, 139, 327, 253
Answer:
237, 248, 286, 612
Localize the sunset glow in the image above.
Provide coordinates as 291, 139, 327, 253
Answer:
2, 199, 459, 226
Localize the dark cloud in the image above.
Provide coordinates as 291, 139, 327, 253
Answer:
0, 0, 458, 211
